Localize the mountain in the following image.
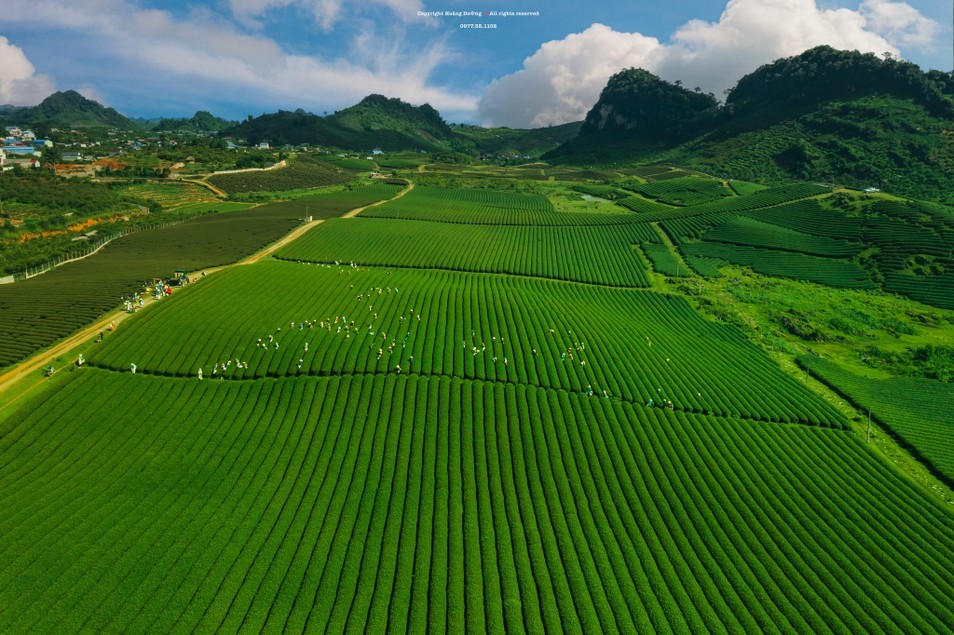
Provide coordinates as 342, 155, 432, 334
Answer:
222, 95, 574, 157
578, 68, 718, 140
151, 111, 235, 133
222, 95, 457, 151
455, 121, 583, 157
4, 90, 136, 129
548, 47, 954, 202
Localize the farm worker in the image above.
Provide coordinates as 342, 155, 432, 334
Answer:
198, 368, 203, 380
409, 356, 414, 365
109, 321, 115, 332
304, 342, 309, 352
297, 360, 303, 370
130, 363, 137, 374
395, 365, 401, 374
77, 354, 85, 366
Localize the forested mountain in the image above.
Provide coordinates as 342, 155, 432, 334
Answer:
221, 95, 457, 151
151, 111, 235, 133
549, 46, 954, 202
0, 90, 135, 129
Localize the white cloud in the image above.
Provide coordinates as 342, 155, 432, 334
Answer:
0, 36, 55, 105
477, 0, 941, 128
479, 24, 661, 128
0, 0, 474, 116
859, 0, 940, 48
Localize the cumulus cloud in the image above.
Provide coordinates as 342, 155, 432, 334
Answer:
0, 0, 474, 117
0, 36, 55, 105
859, 0, 940, 48
479, 25, 662, 129
477, 0, 941, 128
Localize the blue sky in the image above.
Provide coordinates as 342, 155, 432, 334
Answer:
0, 0, 950, 127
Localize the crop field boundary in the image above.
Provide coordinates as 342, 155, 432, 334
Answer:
0, 182, 414, 402
271, 258, 658, 292
75, 362, 822, 428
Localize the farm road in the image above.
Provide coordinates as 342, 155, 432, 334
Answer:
0, 180, 414, 399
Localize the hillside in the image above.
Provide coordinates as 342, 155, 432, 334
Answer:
549, 47, 954, 203
222, 95, 457, 151
223, 95, 578, 157
1, 90, 136, 129
455, 121, 582, 158
151, 110, 235, 133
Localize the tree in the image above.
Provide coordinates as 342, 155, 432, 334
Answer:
41, 146, 58, 173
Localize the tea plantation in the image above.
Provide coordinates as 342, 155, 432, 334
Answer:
1, 174, 952, 633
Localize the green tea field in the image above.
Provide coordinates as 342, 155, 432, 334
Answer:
1, 172, 952, 633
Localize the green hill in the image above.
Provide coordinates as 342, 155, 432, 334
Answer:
5, 90, 136, 129
223, 96, 578, 157
151, 110, 235, 133
222, 95, 457, 151
549, 47, 954, 203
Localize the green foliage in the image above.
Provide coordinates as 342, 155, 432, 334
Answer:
0, 198, 359, 368
577, 68, 719, 140
0, 356, 951, 630
860, 344, 954, 382
550, 47, 954, 203
700, 216, 862, 258
0, 170, 141, 217
90, 262, 842, 423
357, 186, 624, 226
207, 155, 357, 194
623, 176, 732, 206
641, 243, 688, 277
680, 242, 876, 288
151, 111, 236, 133
884, 272, 954, 310
801, 354, 954, 484
4, 89, 135, 129
276, 218, 657, 287
726, 46, 953, 117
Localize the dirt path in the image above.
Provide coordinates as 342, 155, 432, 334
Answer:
341, 179, 414, 218
0, 180, 414, 398
181, 178, 229, 198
